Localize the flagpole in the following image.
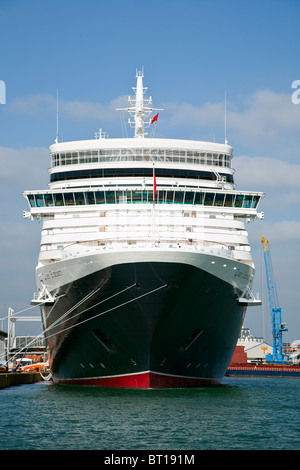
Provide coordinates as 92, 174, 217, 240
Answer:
152, 164, 156, 244
153, 164, 156, 205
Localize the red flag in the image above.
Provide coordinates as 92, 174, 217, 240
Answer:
153, 168, 157, 199
151, 113, 159, 124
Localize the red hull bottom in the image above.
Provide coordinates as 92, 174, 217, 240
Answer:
54, 371, 220, 388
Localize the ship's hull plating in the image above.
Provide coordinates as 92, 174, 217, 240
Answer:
41, 253, 249, 388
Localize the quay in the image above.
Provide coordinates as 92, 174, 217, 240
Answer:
0, 372, 42, 389
226, 363, 300, 378
226, 345, 300, 378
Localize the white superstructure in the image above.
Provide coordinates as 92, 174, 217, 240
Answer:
23, 70, 264, 303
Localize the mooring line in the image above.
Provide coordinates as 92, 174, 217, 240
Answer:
46, 283, 137, 333
3, 282, 167, 368
45, 283, 167, 341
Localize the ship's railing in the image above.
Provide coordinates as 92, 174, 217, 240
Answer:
5, 335, 46, 351
60, 238, 236, 259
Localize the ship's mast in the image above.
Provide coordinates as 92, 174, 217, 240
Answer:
132, 69, 148, 138
117, 68, 162, 138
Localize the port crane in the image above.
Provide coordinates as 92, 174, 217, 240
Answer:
261, 236, 289, 364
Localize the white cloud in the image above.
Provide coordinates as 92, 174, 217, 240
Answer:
162, 89, 300, 160
162, 101, 224, 128
0, 146, 49, 191
233, 155, 300, 222
230, 90, 300, 133
228, 90, 300, 157
248, 219, 300, 244
9, 93, 129, 122
234, 156, 300, 189
9, 90, 300, 161
10, 94, 56, 116
268, 220, 300, 242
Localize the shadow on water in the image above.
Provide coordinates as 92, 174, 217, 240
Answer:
47, 379, 234, 398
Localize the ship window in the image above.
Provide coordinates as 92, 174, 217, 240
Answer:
224, 194, 234, 207
106, 191, 116, 204
51, 148, 234, 169
252, 195, 260, 208
117, 191, 125, 203
243, 195, 253, 208
214, 193, 225, 206
95, 191, 105, 204
74, 192, 85, 205
132, 190, 142, 203
86, 192, 95, 205
35, 194, 45, 207
124, 190, 132, 203
142, 191, 148, 203
194, 192, 203, 205
213, 154, 219, 166
50, 168, 234, 184
64, 193, 75, 206
44, 194, 54, 207
204, 193, 214, 206
65, 153, 72, 165
234, 195, 244, 208
174, 191, 184, 204
91, 151, 98, 162
166, 191, 174, 204
53, 153, 59, 166
72, 152, 79, 164
85, 151, 91, 162
184, 192, 194, 205
53, 193, 64, 206
28, 195, 36, 207
158, 190, 165, 204
28, 189, 259, 212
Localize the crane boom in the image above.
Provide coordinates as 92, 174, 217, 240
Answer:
261, 236, 289, 364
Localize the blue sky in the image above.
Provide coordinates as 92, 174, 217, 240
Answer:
0, 0, 300, 344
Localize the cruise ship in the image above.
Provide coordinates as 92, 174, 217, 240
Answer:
23, 70, 264, 387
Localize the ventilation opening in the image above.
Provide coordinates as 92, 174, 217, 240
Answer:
92, 329, 117, 352
184, 328, 204, 351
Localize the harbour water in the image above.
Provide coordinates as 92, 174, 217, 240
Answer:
0, 377, 299, 451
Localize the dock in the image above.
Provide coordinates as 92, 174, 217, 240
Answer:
0, 372, 43, 389
226, 363, 300, 378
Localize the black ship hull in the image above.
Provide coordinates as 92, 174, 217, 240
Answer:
42, 259, 248, 388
